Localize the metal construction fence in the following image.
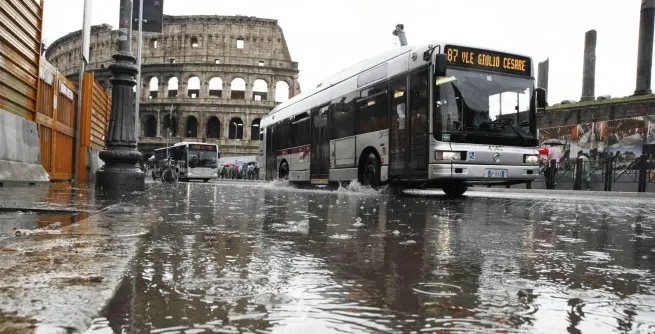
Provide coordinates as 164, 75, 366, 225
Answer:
523, 155, 655, 193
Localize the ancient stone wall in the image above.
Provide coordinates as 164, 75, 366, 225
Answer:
44, 15, 301, 157
541, 97, 655, 129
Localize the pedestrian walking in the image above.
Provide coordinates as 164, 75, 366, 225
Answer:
575, 151, 592, 190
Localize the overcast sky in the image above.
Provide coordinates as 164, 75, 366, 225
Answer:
43, 0, 650, 105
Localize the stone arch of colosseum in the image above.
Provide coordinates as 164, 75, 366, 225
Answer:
45, 14, 301, 157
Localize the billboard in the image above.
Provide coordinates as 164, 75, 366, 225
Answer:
539, 116, 650, 164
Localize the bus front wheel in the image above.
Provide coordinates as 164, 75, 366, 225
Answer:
442, 183, 468, 198
360, 153, 381, 188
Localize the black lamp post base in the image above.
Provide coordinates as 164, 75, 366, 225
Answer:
96, 164, 145, 196
96, 149, 145, 196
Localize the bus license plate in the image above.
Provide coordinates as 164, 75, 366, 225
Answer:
485, 169, 507, 178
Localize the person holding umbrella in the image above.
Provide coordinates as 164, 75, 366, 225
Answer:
541, 139, 565, 188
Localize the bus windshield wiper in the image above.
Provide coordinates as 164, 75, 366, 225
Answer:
492, 119, 528, 143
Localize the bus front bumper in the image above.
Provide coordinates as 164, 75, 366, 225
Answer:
430, 163, 540, 184
186, 168, 218, 179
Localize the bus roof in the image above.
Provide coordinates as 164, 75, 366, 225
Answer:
154, 142, 219, 151
173, 141, 218, 147
263, 44, 415, 124
261, 41, 534, 128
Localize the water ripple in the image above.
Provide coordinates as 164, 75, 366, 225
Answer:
413, 283, 463, 297
101, 182, 655, 333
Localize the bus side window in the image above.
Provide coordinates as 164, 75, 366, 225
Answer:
265, 125, 275, 153
391, 77, 407, 131
409, 68, 429, 129
282, 118, 292, 149
171, 146, 182, 161
275, 118, 292, 151
357, 82, 388, 134
291, 111, 310, 147
330, 92, 357, 139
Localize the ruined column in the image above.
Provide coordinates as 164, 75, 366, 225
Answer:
267, 85, 275, 102
157, 76, 164, 98
162, 77, 169, 98
635, 0, 655, 95
581, 30, 597, 101
179, 81, 187, 98
141, 79, 149, 100
156, 110, 161, 137
244, 115, 250, 141
176, 112, 183, 139
224, 83, 232, 100
245, 82, 253, 101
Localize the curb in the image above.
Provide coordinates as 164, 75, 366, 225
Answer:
469, 187, 655, 198
0, 193, 148, 333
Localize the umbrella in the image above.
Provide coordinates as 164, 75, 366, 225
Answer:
541, 139, 566, 146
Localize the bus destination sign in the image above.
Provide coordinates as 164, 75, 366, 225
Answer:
189, 144, 216, 151
444, 45, 532, 77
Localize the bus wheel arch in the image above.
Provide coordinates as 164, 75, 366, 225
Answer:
278, 159, 290, 180
358, 147, 381, 188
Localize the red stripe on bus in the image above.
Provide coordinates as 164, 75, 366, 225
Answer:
276, 145, 311, 156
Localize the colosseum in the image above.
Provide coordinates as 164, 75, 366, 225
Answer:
44, 14, 301, 158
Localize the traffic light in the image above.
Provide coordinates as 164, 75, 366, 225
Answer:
132, 0, 164, 33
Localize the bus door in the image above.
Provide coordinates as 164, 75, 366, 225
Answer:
310, 104, 330, 181
265, 125, 277, 179
389, 76, 408, 178
389, 70, 429, 179
406, 69, 429, 179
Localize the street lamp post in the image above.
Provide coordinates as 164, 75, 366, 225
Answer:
232, 122, 243, 155
166, 104, 175, 159
95, 0, 145, 196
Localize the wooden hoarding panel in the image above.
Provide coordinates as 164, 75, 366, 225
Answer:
0, 0, 43, 120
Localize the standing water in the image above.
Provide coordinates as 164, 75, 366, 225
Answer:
100, 181, 655, 333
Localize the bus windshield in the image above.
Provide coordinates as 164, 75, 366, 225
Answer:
188, 148, 218, 168
433, 68, 537, 146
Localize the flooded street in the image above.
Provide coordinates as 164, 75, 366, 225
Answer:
102, 181, 655, 333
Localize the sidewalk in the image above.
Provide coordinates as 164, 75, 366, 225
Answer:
0, 183, 156, 333
469, 186, 655, 198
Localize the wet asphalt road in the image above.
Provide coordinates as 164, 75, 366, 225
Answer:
99, 180, 655, 333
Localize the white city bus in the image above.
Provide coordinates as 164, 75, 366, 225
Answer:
153, 141, 220, 182
258, 42, 547, 197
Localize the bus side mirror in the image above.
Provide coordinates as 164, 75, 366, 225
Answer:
435, 54, 447, 77
535, 87, 547, 117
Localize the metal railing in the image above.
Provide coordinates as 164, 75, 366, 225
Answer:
541, 154, 655, 192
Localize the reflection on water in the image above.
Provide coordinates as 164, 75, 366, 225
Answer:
0, 183, 99, 242
0, 209, 83, 240
104, 182, 655, 333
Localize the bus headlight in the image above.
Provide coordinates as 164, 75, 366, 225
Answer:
524, 154, 539, 164
435, 151, 464, 161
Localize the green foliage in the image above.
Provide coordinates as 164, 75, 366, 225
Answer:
548, 94, 655, 111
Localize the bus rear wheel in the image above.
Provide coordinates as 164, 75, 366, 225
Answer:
442, 183, 468, 198
360, 153, 381, 188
